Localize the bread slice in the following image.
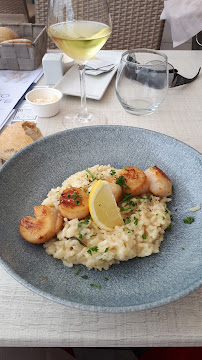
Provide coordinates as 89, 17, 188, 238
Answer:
1, 38, 32, 44
0, 27, 19, 42
0, 121, 43, 161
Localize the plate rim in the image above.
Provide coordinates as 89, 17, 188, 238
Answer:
1, 256, 202, 312
1, 125, 202, 171
0, 125, 202, 312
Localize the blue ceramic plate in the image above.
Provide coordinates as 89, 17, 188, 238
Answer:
0, 126, 202, 312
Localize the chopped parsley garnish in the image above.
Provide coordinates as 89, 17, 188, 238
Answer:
76, 267, 81, 275
87, 246, 98, 255
121, 193, 137, 208
75, 200, 81, 205
90, 283, 102, 289
162, 216, 165, 220
116, 175, 130, 189
134, 217, 138, 226
120, 207, 131, 212
110, 169, 116, 176
81, 275, 88, 279
142, 234, 147, 239
147, 195, 152, 201
182, 247, 185, 250
77, 234, 87, 246
165, 208, 169, 214
90, 234, 96, 238
69, 236, 87, 247
72, 191, 81, 200
136, 196, 145, 199
121, 193, 132, 202
125, 216, 131, 224
183, 217, 194, 224
166, 223, 173, 231
129, 201, 138, 207
124, 227, 134, 233
104, 247, 109, 253
86, 168, 96, 181
104, 277, 108, 281
78, 216, 90, 228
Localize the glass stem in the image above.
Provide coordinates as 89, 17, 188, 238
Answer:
78, 64, 90, 121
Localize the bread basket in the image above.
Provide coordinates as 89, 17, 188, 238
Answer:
0, 23, 47, 70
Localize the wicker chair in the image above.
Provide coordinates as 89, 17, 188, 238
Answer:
0, 0, 35, 23
35, 0, 165, 50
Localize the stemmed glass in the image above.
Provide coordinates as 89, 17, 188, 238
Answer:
47, 0, 112, 125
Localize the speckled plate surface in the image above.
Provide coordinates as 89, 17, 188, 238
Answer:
0, 126, 202, 312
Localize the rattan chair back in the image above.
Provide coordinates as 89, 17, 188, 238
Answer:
0, 0, 30, 22
35, 0, 165, 50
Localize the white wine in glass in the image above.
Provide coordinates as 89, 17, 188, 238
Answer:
47, 0, 112, 125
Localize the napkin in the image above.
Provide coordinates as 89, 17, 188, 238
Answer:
161, 0, 202, 47
85, 51, 120, 75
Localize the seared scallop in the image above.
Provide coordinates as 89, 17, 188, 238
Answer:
58, 187, 89, 220
20, 205, 63, 244
118, 166, 149, 196
105, 177, 122, 203
144, 166, 172, 197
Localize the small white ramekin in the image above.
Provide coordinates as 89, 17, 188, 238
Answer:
26, 88, 63, 117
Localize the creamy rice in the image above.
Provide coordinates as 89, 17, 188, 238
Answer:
43, 165, 171, 270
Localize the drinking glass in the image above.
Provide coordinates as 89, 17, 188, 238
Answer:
115, 49, 168, 116
47, 0, 112, 125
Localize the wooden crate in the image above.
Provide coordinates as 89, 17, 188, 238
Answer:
0, 23, 47, 70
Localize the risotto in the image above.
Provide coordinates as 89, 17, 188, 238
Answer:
42, 165, 172, 271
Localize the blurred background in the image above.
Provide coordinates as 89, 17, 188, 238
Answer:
0, 0, 198, 50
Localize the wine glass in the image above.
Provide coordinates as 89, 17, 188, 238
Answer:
47, 0, 112, 125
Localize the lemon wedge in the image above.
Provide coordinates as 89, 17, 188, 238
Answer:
89, 180, 123, 230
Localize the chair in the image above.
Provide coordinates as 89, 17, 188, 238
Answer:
0, 0, 35, 24
35, 0, 165, 50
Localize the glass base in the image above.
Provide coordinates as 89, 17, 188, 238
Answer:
74, 111, 94, 123
117, 96, 162, 116
62, 110, 107, 129
124, 107, 155, 116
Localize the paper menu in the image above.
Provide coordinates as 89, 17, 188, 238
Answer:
0, 67, 43, 130
6, 100, 38, 126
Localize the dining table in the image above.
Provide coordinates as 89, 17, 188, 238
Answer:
0, 50, 202, 347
